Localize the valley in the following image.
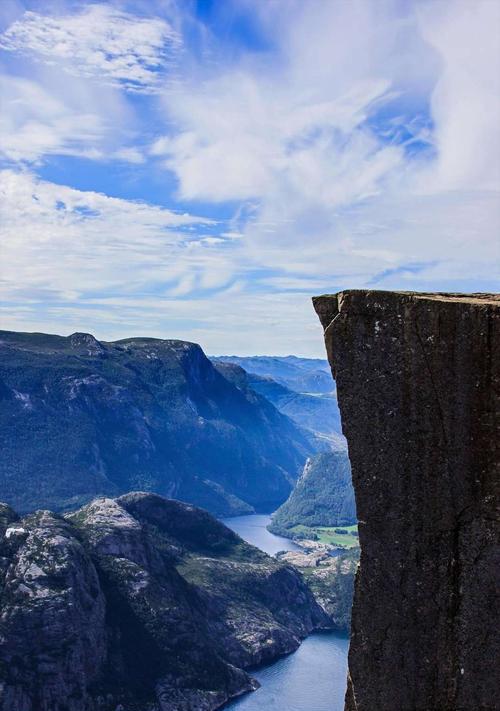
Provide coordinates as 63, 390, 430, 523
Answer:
0, 331, 316, 516
0, 330, 357, 710
285, 523, 359, 550
221, 513, 350, 711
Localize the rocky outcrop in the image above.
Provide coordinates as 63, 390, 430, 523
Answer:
0, 510, 107, 710
277, 548, 358, 633
314, 291, 499, 711
0, 492, 329, 710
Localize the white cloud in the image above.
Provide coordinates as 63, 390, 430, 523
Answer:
0, 169, 223, 301
111, 147, 145, 164
0, 74, 106, 162
0, 57, 147, 165
0, 4, 181, 94
150, 0, 499, 293
0, 0, 498, 356
153, 74, 396, 202
416, 0, 500, 191
0, 168, 332, 355
0, 287, 328, 358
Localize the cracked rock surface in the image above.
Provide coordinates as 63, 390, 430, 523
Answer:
314, 290, 499, 711
0, 493, 329, 710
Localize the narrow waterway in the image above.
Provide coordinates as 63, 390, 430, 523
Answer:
221, 514, 349, 711
221, 513, 301, 555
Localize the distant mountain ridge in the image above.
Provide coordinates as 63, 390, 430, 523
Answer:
212, 354, 344, 444
211, 354, 334, 393
0, 330, 314, 516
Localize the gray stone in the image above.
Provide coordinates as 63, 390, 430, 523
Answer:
314, 290, 500, 711
0, 492, 329, 710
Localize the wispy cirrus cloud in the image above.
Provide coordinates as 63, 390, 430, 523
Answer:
151, 0, 499, 293
0, 169, 228, 303
0, 74, 105, 162
0, 4, 182, 94
0, 70, 148, 165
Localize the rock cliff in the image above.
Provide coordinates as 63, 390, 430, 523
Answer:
0, 492, 329, 710
313, 291, 499, 711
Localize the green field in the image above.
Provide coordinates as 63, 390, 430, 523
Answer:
290, 523, 359, 549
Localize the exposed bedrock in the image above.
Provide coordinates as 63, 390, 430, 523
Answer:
0, 493, 329, 711
313, 291, 499, 711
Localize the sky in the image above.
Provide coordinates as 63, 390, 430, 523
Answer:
0, 0, 499, 357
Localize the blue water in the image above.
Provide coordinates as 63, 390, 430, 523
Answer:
221, 513, 301, 556
221, 514, 349, 710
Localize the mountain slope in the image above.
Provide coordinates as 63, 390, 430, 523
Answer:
0, 493, 330, 711
211, 355, 334, 393
269, 450, 356, 536
0, 330, 313, 515
212, 355, 343, 442
245, 374, 342, 437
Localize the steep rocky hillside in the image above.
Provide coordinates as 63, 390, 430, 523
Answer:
0, 330, 314, 516
315, 291, 499, 711
0, 492, 330, 711
278, 547, 359, 633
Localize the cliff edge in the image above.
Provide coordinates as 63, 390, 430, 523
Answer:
313, 291, 499, 711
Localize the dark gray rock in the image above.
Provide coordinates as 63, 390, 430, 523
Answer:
314, 290, 500, 711
0, 492, 329, 710
0, 510, 106, 711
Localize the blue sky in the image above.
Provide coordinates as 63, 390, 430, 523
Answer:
0, 0, 499, 356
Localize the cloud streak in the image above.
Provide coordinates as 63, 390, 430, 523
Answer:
0, 169, 222, 300
151, 0, 499, 292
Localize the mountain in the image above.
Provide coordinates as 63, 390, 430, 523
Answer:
0, 330, 314, 516
211, 355, 334, 393
268, 450, 356, 537
245, 375, 342, 438
212, 355, 344, 442
0, 492, 330, 711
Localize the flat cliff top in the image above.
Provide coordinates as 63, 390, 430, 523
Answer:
315, 290, 499, 304
313, 290, 499, 328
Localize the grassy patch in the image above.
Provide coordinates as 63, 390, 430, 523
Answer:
290, 523, 359, 549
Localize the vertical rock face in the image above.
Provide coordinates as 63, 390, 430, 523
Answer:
313, 291, 499, 711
